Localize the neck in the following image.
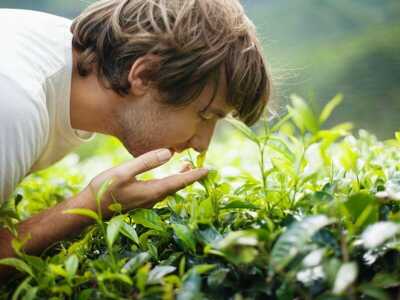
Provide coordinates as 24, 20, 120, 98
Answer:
69, 48, 120, 136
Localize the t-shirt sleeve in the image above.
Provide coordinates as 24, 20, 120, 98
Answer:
0, 75, 48, 204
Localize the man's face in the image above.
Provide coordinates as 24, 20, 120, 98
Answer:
113, 76, 234, 157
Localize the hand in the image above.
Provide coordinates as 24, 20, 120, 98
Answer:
81, 149, 207, 218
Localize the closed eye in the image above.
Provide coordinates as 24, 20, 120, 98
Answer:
198, 110, 215, 121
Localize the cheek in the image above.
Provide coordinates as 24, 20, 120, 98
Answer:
162, 114, 198, 141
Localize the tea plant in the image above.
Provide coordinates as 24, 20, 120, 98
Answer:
1, 94, 400, 300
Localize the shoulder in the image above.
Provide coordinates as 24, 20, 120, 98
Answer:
0, 74, 48, 122
0, 74, 49, 152
0, 9, 73, 87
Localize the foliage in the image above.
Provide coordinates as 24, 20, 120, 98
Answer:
2, 95, 400, 299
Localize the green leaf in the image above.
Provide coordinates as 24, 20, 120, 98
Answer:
12, 277, 32, 300
120, 222, 140, 245
147, 265, 176, 285
216, 231, 258, 250
122, 252, 151, 275
395, 131, 400, 142
22, 287, 38, 300
207, 268, 230, 288
177, 273, 201, 300
339, 141, 359, 172
196, 197, 215, 224
63, 208, 100, 223
333, 262, 358, 294
212, 231, 259, 265
0, 258, 34, 277
49, 264, 68, 278
226, 117, 259, 144
188, 264, 216, 276
344, 192, 378, 232
371, 273, 400, 289
77, 289, 94, 300
288, 94, 319, 133
196, 152, 207, 168
361, 222, 400, 249
106, 215, 124, 248
172, 223, 197, 253
221, 200, 259, 210
98, 272, 133, 285
359, 285, 390, 300
271, 157, 296, 178
96, 178, 114, 212
270, 215, 333, 272
65, 255, 79, 278
319, 94, 343, 125
22, 255, 46, 275
137, 263, 151, 293
108, 202, 122, 214
197, 226, 223, 246
131, 209, 166, 232
267, 136, 296, 163
277, 281, 295, 300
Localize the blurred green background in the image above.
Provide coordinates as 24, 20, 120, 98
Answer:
1, 0, 399, 138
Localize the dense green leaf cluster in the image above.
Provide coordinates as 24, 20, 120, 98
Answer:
1, 95, 400, 299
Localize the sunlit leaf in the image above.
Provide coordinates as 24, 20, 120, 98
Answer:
196, 152, 207, 168
63, 208, 100, 223
333, 262, 358, 294
122, 252, 151, 275
131, 209, 166, 232
147, 265, 176, 284
106, 215, 124, 248
137, 263, 151, 293
96, 178, 114, 213
120, 222, 140, 245
221, 200, 259, 210
65, 255, 79, 278
319, 94, 343, 125
270, 215, 333, 272
0, 258, 34, 277
361, 222, 400, 249
288, 94, 319, 133
226, 117, 259, 144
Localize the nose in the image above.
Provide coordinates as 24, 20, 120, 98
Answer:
190, 121, 217, 153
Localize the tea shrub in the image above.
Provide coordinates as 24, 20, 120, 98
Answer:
1, 95, 400, 300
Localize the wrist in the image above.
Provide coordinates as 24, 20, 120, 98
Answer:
75, 186, 114, 220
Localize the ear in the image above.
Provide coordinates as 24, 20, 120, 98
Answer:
128, 55, 159, 97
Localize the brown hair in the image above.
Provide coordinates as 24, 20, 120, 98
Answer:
71, 0, 272, 125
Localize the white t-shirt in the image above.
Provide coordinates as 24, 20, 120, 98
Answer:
0, 9, 95, 203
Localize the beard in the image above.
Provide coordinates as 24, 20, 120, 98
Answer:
113, 101, 166, 157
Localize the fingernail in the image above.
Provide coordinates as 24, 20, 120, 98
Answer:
157, 149, 172, 162
200, 168, 209, 175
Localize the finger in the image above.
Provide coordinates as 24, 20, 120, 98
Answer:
150, 168, 209, 200
179, 162, 193, 173
113, 148, 172, 179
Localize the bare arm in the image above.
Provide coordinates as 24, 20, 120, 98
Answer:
0, 149, 207, 278
0, 189, 94, 260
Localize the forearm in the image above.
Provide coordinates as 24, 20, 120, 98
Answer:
0, 188, 94, 259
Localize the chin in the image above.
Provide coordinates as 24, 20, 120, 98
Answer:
124, 144, 144, 158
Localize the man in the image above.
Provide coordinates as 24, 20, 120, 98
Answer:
0, 0, 270, 265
